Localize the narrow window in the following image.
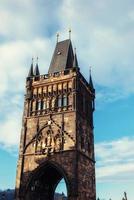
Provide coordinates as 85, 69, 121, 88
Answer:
36, 101, 41, 110
30, 101, 33, 112
63, 95, 67, 107
36, 101, 38, 110
58, 96, 62, 107
92, 100, 95, 111
40, 100, 43, 110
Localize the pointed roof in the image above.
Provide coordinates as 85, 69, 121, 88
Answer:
48, 39, 74, 73
34, 63, 40, 76
89, 69, 95, 91
73, 49, 79, 68
89, 74, 94, 89
28, 60, 34, 77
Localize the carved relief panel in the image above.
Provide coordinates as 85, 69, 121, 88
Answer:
26, 115, 75, 156
35, 126, 63, 155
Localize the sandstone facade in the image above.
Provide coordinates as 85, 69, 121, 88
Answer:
15, 39, 96, 200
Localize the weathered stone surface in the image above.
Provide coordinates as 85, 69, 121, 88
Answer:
15, 41, 96, 200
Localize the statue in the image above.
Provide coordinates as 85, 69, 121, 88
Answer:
54, 130, 62, 151
51, 97, 56, 109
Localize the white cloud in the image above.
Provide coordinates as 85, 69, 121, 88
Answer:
59, 0, 134, 95
0, 38, 55, 153
95, 137, 134, 182
0, 110, 21, 148
0, 0, 60, 39
0, 1, 133, 198
0, 0, 133, 157
0, 38, 54, 97
0, 0, 134, 104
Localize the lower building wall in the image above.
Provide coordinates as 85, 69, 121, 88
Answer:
77, 152, 96, 200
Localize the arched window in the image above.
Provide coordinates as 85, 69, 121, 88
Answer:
40, 100, 43, 110
36, 101, 41, 110
58, 96, 62, 107
92, 100, 95, 111
63, 95, 67, 107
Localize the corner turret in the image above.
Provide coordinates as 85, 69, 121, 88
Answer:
34, 57, 40, 76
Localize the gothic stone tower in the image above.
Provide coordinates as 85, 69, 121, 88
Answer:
15, 38, 96, 200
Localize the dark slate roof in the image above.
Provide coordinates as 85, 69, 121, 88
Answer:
89, 74, 95, 92
48, 39, 74, 73
89, 74, 94, 89
28, 63, 34, 77
73, 52, 79, 68
34, 63, 40, 76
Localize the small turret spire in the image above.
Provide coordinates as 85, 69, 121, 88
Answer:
28, 57, 34, 77
124, 192, 127, 200
56, 32, 59, 43
34, 57, 40, 76
69, 28, 71, 40
89, 66, 94, 90
73, 47, 79, 68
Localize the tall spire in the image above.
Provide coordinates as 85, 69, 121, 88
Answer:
28, 58, 34, 77
89, 66, 94, 90
73, 48, 79, 68
34, 57, 40, 76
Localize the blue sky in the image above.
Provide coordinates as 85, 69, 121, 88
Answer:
0, 0, 134, 199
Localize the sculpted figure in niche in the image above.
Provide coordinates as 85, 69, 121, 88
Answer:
54, 130, 62, 151
45, 130, 52, 147
51, 97, 56, 109
46, 98, 50, 109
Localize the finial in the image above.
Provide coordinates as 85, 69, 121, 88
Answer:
69, 28, 71, 39
34, 56, 40, 76
89, 66, 94, 90
36, 56, 38, 64
124, 192, 127, 200
56, 32, 59, 43
73, 47, 79, 68
27, 57, 34, 77
89, 66, 92, 75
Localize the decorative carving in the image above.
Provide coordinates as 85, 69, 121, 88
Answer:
54, 129, 63, 151
51, 96, 56, 109
46, 98, 50, 109
35, 124, 63, 155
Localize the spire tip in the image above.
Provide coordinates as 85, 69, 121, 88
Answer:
36, 56, 39, 64
89, 66, 92, 76
69, 28, 71, 39
56, 32, 59, 43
